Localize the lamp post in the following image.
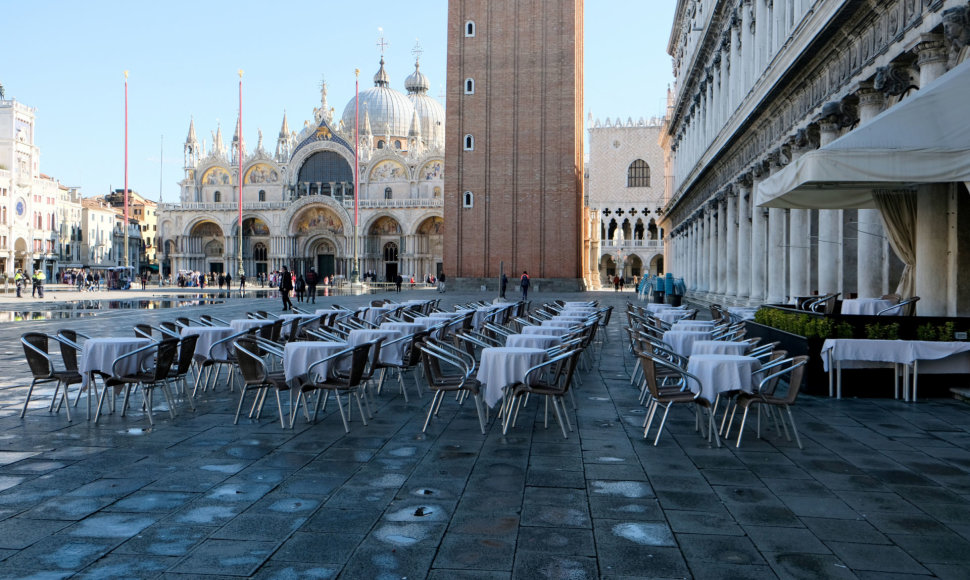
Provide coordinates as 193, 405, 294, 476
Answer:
352, 68, 360, 285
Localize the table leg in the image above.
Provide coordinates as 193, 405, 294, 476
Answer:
912, 360, 918, 403
894, 364, 900, 399
902, 364, 911, 402
836, 360, 842, 399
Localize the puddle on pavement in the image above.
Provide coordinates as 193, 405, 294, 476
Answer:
121, 428, 151, 436
612, 522, 675, 546
0, 296, 227, 321
591, 480, 652, 498
414, 488, 436, 496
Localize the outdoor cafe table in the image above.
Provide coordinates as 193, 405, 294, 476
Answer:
564, 301, 595, 307
821, 338, 970, 401
552, 315, 589, 323
646, 303, 684, 315
346, 328, 406, 366
672, 320, 717, 331
840, 298, 900, 316
381, 322, 425, 335
506, 334, 562, 350
79, 337, 153, 419
230, 318, 275, 334
521, 326, 568, 337
560, 308, 596, 318
357, 306, 395, 326
180, 325, 234, 359
429, 312, 462, 320
476, 347, 548, 408
691, 340, 749, 357
727, 306, 760, 321
655, 309, 693, 324
686, 354, 762, 404
283, 341, 348, 385
540, 319, 574, 329
457, 305, 505, 330
663, 329, 714, 358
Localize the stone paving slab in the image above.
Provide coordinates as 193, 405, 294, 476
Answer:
0, 289, 968, 578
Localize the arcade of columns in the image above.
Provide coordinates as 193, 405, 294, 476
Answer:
665, 20, 958, 312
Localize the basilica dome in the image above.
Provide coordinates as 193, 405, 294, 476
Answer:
405, 61, 446, 149
341, 58, 415, 138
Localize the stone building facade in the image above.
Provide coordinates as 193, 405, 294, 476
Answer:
587, 117, 667, 286
444, 0, 587, 291
661, 0, 970, 315
158, 56, 445, 283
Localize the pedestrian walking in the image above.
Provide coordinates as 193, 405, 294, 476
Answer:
500, 273, 508, 298
279, 266, 294, 310
305, 268, 319, 303
437, 272, 447, 293
295, 275, 306, 303
14, 269, 24, 298
520, 271, 530, 300
395, 274, 403, 293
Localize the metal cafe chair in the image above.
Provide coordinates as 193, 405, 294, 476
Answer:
20, 332, 82, 422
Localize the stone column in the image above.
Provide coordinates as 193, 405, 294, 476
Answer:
736, 173, 752, 300
707, 206, 717, 296
766, 151, 788, 304
726, 188, 738, 298
855, 85, 888, 298
817, 117, 842, 295
717, 196, 728, 296
788, 132, 813, 298
916, 184, 949, 316
749, 164, 768, 303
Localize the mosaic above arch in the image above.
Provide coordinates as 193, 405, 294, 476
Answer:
191, 221, 224, 237
245, 163, 279, 184
369, 216, 402, 235
369, 160, 407, 183
416, 216, 443, 235
243, 217, 270, 236
294, 206, 344, 236
202, 166, 231, 185
420, 160, 443, 181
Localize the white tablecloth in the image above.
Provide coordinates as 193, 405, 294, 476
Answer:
662, 330, 714, 358
459, 305, 505, 330
672, 320, 718, 331
646, 303, 684, 315
840, 298, 899, 316
686, 354, 762, 403
357, 306, 395, 325
727, 307, 760, 321
521, 325, 567, 337
283, 341, 348, 383
429, 311, 462, 320
540, 319, 574, 328
347, 328, 406, 366
690, 340, 749, 357
476, 347, 548, 407
564, 301, 595, 307
821, 339, 970, 370
381, 322, 425, 335
230, 319, 275, 334
552, 315, 588, 323
80, 338, 153, 388
181, 326, 234, 359
506, 334, 562, 350
655, 309, 693, 324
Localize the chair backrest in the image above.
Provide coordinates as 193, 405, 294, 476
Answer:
343, 342, 373, 387
151, 338, 181, 381
361, 338, 385, 381
176, 317, 192, 328
134, 324, 153, 340
175, 334, 199, 376
234, 337, 268, 384
779, 355, 809, 404
55, 335, 81, 372
404, 330, 432, 367
21, 332, 53, 379
159, 321, 180, 338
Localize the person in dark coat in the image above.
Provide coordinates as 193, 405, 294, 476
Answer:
520, 271, 530, 300
500, 273, 508, 298
279, 267, 294, 310
305, 268, 319, 303
395, 274, 403, 293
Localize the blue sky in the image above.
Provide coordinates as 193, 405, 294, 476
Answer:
2, 0, 674, 203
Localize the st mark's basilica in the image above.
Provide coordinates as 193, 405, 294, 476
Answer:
158, 52, 445, 283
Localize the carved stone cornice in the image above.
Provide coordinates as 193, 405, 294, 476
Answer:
855, 82, 886, 110
735, 172, 753, 189
943, 5, 970, 67
874, 63, 917, 96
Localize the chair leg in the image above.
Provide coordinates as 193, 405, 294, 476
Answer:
335, 392, 350, 433
142, 386, 154, 427
551, 397, 569, 439
736, 405, 752, 448
276, 390, 287, 428
20, 379, 38, 418
160, 383, 177, 419
422, 391, 442, 432
785, 405, 803, 449
234, 387, 250, 425
654, 404, 672, 446
472, 393, 486, 434
354, 391, 368, 426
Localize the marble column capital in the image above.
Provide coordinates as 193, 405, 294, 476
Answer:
915, 34, 948, 68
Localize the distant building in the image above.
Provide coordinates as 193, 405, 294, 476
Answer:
587, 116, 667, 287
158, 54, 445, 282
444, 0, 587, 290
0, 96, 67, 279
98, 189, 158, 270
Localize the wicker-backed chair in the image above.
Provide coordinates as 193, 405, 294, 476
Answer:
504, 349, 583, 439
233, 336, 292, 428
418, 340, 486, 434
20, 333, 82, 421
295, 342, 374, 431
98, 338, 180, 426
728, 356, 809, 449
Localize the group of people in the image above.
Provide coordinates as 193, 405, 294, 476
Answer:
13, 269, 47, 298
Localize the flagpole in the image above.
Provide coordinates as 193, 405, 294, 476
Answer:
237, 70, 245, 286
352, 68, 360, 285
124, 71, 130, 274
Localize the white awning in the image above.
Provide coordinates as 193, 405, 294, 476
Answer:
756, 58, 970, 209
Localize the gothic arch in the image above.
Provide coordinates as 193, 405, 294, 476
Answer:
283, 195, 351, 233
408, 211, 444, 235
297, 233, 345, 256
290, 204, 347, 237
185, 218, 226, 238
287, 141, 355, 187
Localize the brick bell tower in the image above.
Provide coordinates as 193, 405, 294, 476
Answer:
444, 0, 585, 291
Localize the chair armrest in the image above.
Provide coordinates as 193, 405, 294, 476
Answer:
111, 342, 158, 377
305, 347, 355, 379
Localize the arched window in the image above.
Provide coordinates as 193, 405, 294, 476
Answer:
383, 242, 399, 262
465, 78, 475, 94
465, 20, 476, 37
213, 191, 221, 202
394, 140, 402, 149
627, 159, 650, 187
463, 191, 474, 208
258, 190, 266, 202
464, 134, 474, 151
384, 187, 393, 200
377, 140, 385, 149
253, 243, 267, 261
